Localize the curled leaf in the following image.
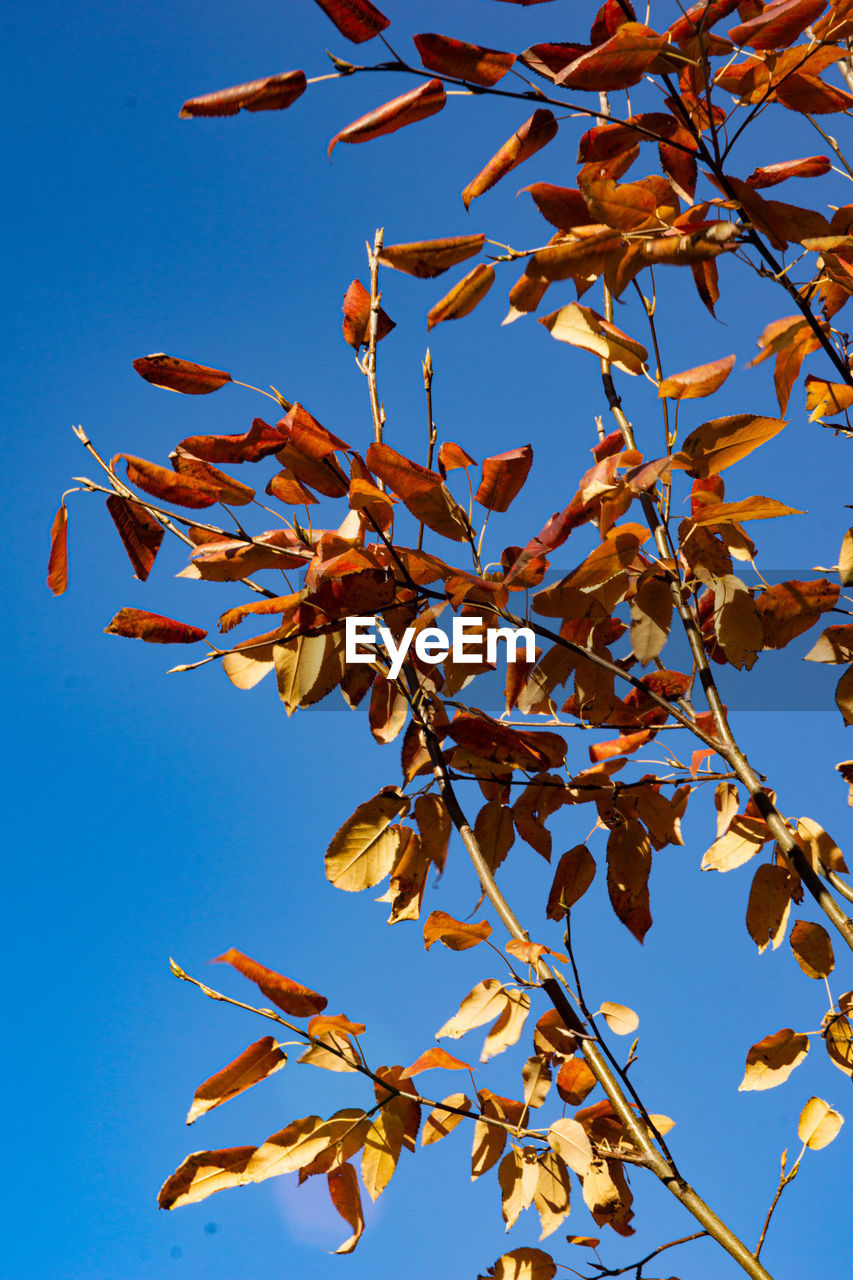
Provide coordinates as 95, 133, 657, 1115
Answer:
132, 353, 232, 395
212, 948, 328, 1017
104, 608, 206, 644
180, 71, 307, 117
462, 110, 558, 209
379, 233, 485, 279
47, 502, 69, 596
312, 0, 390, 43
329, 79, 446, 157
798, 1096, 844, 1150
427, 264, 495, 331
186, 1037, 286, 1124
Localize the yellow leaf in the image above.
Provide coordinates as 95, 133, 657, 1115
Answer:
421, 1093, 471, 1146
598, 1001, 639, 1036
739, 1028, 809, 1091
702, 814, 769, 872
547, 1117, 593, 1175
325, 787, 409, 891
675, 413, 786, 476
745, 864, 794, 954
521, 1056, 552, 1110
481, 1246, 557, 1280
481, 989, 531, 1063
539, 302, 648, 375
798, 1096, 844, 1150
361, 1110, 404, 1201
533, 1149, 572, 1240
436, 979, 508, 1040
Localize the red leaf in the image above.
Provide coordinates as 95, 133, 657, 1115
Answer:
312, 0, 390, 43
667, 0, 742, 41
556, 24, 668, 91
132, 353, 232, 395
180, 71, 307, 117
438, 442, 476, 475
213, 947, 328, 1017
341, 279, 396, 349
475, 446, 533, 513
178, 418, 286, 464
47, 502, 69, 596
106, 495, 164, 580
329, 79, 446, 157
730, 0, 827, 49
366, 442, 470, 540
279, 403, 350, 459
462, 110, 558, 209
520, 184, 594, 233
104, 608, 207, 644
170, 454, 256, 506
414, 33, 516, 87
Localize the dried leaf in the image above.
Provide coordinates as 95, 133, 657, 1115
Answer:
312, 0, 390, 44
427, 264, 495, 331
329, 79, 445, 157
606, 820, 652, 941
132, 353, 231, 395
423, 910, 492, 951
730, 0, 826, 49
790, 920, 835, 978
462, 110, 558, 209
540, 303, 648, 375
546, 845, 596, 919
702, 814, 769, 871
547, 1117, 593, 1175
556, 23, 667, 91
436, 979, 508, 1039
522, 1056, 552, 1110
745, 864, 793, 953
598, 1002, 639, 1035
739, 1028, 810, 1091
328, 1162, 364, 1254
180, 71, 307, 117
341, 278, 396, 349
362, 1110, 404, 1200
413, 34, 516, 87
186, 1037, 286, 1124
106, 495, 164, 580
481, 988, 530, 1062
475, 446, 533, 512
212, 948, 327, 1017
325, 787, 410, 891
366, 442, 470, 540
47, 502, 69, 595
556, 1058, 598, 1105
481, 1248, 557, 1280
421, 1093, 471, 1146
379, 233, 485, 278
104, 608, 206, 644
158, 1146, 257, 1209
658, 354, 736, 400
401, 1048, 471, 1078
676, 414, 787, 476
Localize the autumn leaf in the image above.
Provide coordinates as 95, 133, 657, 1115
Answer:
689, 496, 802, 525
400, 1048, 471, 1078
186, 1037, 286, 1124
104, 608, 207, 644
658, 354, 736, 400
180, 71, 307, 117
366, 442, 471, 540
329, 79, 446, 157
481, 1247, 557, 1280
436, 978, 508, 1040
132, 353, 232, 394
730, 0, 827, 50
427, 264, 495, 331
379, 233, 485, 278
546, 845, 596, 919
798, 1097, 844, 1150
540, 303, 648, 375
739, 1027, 810, 1090
702, 814, 769, 871
158, 1146, 257, 1209
325, 787, 410, 891
790, 920, 835, 978
598, 1002, 639, 1035
311, 0, 390, 44
675, 413, 787, 476
421, 1093, 471, 1146
106, 496, 164, 581
414, 34, 516, 87
745, 864, 793, 953
547, 1117, 593, 1175
556, 1058, 598, 1106
328, 1162, 364, 1254
362, 1110, 404, 1200
117, 454, 223, 509
212, 948, 328, 1017
341, 279, 396, 349
556, 23, 668, 91
423, 910, 492, 951
475, 446, 533, 512
462, 110, 558, 209
47, 502, 69, 595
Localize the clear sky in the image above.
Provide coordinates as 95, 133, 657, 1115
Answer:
5, 3, 853, 1279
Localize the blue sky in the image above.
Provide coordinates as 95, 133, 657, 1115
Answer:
5, 3, 853, 1278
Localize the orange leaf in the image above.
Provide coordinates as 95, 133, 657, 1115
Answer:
520, 184, 594, 234
212, 948, 327, 1017
423, 910, 492, 951
475, 445, 533, 512
178, 418, 285, 464
186, 1036, 287, 1124
746, 155, 832, 189
689, 496, 802, 525
329, 79, 445, 157
104, 608, 207, 644
312, 0, 390, 43
438, 442, 476, 474
658, 354, 736, 400
328, 1163, 364, 1254
462, 110, 558, 209
132, 353, 231, 394
730, 0, 826, 50
414, 33, 516, 87
556, 23, 667, 91
366, 442, 470, 540
547, 845, 596, 920
341, 279, 396, 349
427, 264, 495, 331
400, 1048, 471, 1078
379, 233, 485, 279
278, 402, 350, 459
47, 502, 69, 596
170, 454, 256, 506
118, 454, 222, 509
180, 71, 307, 117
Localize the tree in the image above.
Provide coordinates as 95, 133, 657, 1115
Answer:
47, 2, 853, 1278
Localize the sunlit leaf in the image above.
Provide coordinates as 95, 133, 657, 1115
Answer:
414, 33, 516, 87
311, 0, 390, 44
106, 495, 164, 580
47, 502, 69, 596
427, 264, 495, 331
421, 1093, 471, 1146
798, 1096, 844, 1150
790, 920, 835, 978
328, 1162, 364, 1254
180, 71, 307, 117
186, 1037, 286, 1124
379, 233, 485, 278
745, 864, 793, 953
598, 1002, 639, 1035
325, 787, 410, 891
423, 910, 492, 951
212, 948, 328, 1016
547, 1117, 593, 1175
105, 608, 206, 644
132, 353, 232, 394
739, 1028, 810, 1090
658, 354, 736, 400
540, 303, 648, 375
462, 110, 558, 209
329, 79, 446, 157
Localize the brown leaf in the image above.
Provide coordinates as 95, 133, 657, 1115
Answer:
475, 445, 533, 512
546, 845, 596, 919
158, 1145, 257, 1209
179, 417, 285, 464
730, 0, 826, 49
328, 1162, 364, 1254
132, 353, 231, 395
329, 79, 445, 157
106, 496, 164, 580
520, 183, 594, 233
341, 278, 396, 349
423, 910, 492, 951
712, 574, 763, 670
311, 0, 390, 43
186, 1036, 286, 1124
790, 920, 835, 978
366, 442, 470, 540
413, 794, 451, 873
379, 233, 485, 278
462, 109, 558, 209
659, 354, 736, 400
118, 454, 222, 509
47, 502, 69, 596
427, 263, 495, 331
170, 453, 256, 506
180, 71, 307, 117
413, 33, 516, 87
679, 414, 788, 481
482, 1248, 557, 1280
758, 579, 840, 650
104, 608, 206, 644
739, 1027, 810, 1090
400, 1048, 471, 1078
325, 787, 410, 891
823, 1014, 853, 1077
745, 864, 793, 953
212, 948, 328, 1017
606, 820, 652, 941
